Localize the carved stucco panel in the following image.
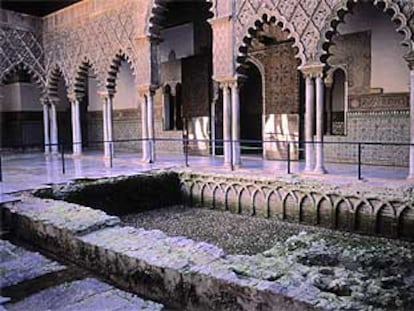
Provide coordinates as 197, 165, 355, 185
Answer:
43, 0, 141, 95
211, 18, 234, 80
233, 0, 414, 69
0, 25, 46, 93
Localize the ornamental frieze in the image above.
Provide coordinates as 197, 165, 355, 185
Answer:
348, 93, 410, 112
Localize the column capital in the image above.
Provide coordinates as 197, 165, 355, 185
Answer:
404, 51, 414, 70
137, 84, 156, 97
40, 97, 49, 106
216, 75, 246, 89
300, 63, 325, 78
97, 90, 112, 100
48, 97, 60, 106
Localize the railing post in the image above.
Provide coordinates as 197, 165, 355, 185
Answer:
230, 138, 234, 171
0, 152, 3, 182
60, 142, 65, 175
358, 143, 362, 180
287, 142, 291, 175
109, 142, 113, 169
185, 138, 189, 167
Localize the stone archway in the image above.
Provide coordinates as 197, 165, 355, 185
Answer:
236, 16, 305, 161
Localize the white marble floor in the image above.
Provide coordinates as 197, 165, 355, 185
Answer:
0, 150, 411, 202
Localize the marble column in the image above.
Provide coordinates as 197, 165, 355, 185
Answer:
231, 81, 241, 167
304, 74, 315, 172
42, 102, 50, 154
71, 99, 82, 156
102, 95, 110, 158
147, 91, 155, 163
222, 83, 232, 166
211, 98, 216, 157
107, 95, 114, 157
140, 94, 150, 162
405, 52, 414, 179
314, 73, 327, 174
50, 102, 59, 154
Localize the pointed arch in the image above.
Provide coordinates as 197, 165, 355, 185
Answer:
1, 62, 46, 97
73, 59, 100, 99
317, 0, 414, 62
236, 11, 306, 73
106, 51, 137, 94
47, 64, 70, 100
146, 0, 215, 38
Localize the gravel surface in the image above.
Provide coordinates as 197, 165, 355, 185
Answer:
121, 205, 326, 255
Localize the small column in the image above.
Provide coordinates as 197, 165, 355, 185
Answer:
211, 98, 216, 157
147, 91, 155, 163
405, 52, 414, 179
303, 73, 315, 172
50, 101, 59, 154
140, 93, 150, 162
222, 83, 232, 166
42, 102, 51, 154
101, 94, 109, 157
314, 72, 327, 174
231, 81, 241, 167
71, 99, 82, 156
107, 95, 114, 157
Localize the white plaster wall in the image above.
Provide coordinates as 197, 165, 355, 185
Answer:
113, 61, 137, 110
87, 76, 101, 111
338, 3, 409, 93
160, 23, 194, 63
0, 82, 41, 111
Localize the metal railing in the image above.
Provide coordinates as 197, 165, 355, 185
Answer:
0, 137, 411, 182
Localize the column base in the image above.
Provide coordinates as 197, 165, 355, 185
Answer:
407, 174, 414, 181
141, 157, 152, 164
232, 161, 242, 169
314, 167, 328, 175
303, 166, 314, 173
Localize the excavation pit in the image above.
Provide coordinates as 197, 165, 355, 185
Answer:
4, 171, 412, 310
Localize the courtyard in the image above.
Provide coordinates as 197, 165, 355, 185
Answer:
2, 0, 414, 309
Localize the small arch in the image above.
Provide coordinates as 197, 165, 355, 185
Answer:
334, 198, 352, 231
398, 205, 414, 240
266, 190, 283, 219
316, 196, 334, 228
355, 200, 374, 234
106, 51, 136, 95
283, 191, 298, 222
376, 203, 397, 237
299, 194, 316, 225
